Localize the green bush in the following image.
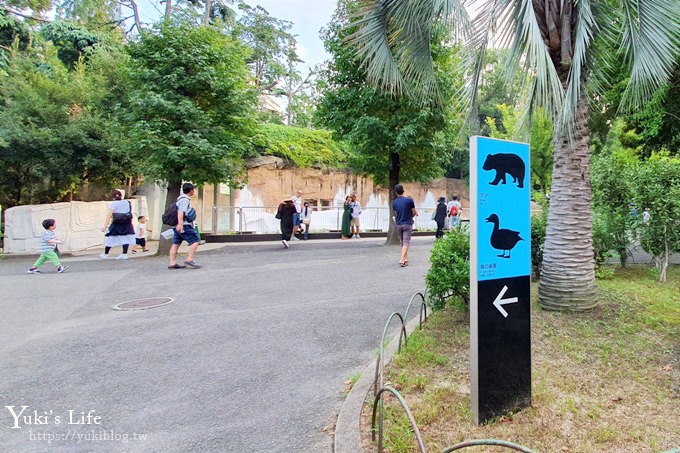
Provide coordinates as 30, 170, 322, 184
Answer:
530, 209, 547, 280
425, 227, 470, 311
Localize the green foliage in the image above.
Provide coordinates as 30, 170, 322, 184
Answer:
234, 2, 296, 93
632, 153, 680, 282
590, 146, 638, 267
315, 0, 458, 188
40, 21, 102, 69
425, 227, 470, 311
530, 197, 548, 280
0, 42, 132, 208
122, 21, 257, 187
251, 124, 349, 168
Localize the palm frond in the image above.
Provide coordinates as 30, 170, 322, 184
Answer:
618, 0, 680, 110
349, 0, 410, 97
504, 0, 564, 124
349, 0, 470, 105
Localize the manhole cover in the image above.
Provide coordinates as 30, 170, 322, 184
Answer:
112, 297, 174, 311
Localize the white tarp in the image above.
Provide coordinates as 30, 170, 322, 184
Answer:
4, 198, 146, 254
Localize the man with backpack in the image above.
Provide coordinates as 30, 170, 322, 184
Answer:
167, 182, 201, 269
447, 195, 462, 229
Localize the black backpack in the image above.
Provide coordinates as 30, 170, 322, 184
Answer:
162, 202, 179, 226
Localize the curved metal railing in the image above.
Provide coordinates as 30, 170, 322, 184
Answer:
371, 386, 427, 453
368, 290, 535, 453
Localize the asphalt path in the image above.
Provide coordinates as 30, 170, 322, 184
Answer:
0, 237, 434, 452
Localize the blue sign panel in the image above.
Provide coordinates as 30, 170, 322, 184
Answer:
470, 136, 532, 425
475, 137, 530, 281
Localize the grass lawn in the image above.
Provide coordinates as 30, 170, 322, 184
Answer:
361, 265, 679, 452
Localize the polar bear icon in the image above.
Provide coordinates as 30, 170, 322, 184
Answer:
482, 153, 525, 189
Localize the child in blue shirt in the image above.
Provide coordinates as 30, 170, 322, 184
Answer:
27, 219, 69, 274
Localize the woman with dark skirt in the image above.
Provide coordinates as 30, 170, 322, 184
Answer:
100, 189, 136, 259
277, 198, 297, 249
341, 195, 352, 239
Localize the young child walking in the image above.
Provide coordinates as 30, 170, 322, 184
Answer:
27, 219, 69, 274
131, 215, 149, 253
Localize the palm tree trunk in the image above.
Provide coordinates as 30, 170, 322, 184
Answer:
538, 96, 597, 310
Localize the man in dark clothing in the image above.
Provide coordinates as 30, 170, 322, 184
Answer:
434, 196, 448, 239
277, 198, 297, 248
392, 184, 418, 266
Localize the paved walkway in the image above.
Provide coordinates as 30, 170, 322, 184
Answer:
0, 237, 433, 452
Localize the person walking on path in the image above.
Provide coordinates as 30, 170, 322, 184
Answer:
301, 202, 312, 240
27, 219, 69, 274
392, 184, 418, 267
341, 195, 352, 239
100, 189, 135, 260
349, 193, 362, 238
433, 196, 448, 239
291, 189, 304, 241
447, 195, 462, 228
131, 215, 149, 253
168, 183, 201, 269
276, 198, 297, 248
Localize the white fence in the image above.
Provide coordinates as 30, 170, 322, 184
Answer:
211, 206, 459, 234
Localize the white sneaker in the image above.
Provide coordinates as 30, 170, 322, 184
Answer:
356, 234, 361, 238
99, 253, 108, 259
282, 240, 289, 248
291, 237, 300, 241
57, 265, 69, 273
116, 254, 129, 260
27, 268, 41, 274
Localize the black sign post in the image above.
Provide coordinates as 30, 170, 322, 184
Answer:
470, 136, 532, 424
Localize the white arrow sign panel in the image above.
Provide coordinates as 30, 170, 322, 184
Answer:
493, 285, 518, 318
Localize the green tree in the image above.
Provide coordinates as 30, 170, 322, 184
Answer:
122, 21, 256, 250
0, 42, 131, 208
316, 0, 459, 244
234, 2, 295, 94
633, 153, 680, 282
590, 140, 637, 268
350, 0, 680, 310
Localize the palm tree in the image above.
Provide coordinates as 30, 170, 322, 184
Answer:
349, 0, 680, 311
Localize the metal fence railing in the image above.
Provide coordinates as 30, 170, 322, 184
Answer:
210, 206, 453, 234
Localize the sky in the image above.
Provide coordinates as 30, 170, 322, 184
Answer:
137, 0, 338, 71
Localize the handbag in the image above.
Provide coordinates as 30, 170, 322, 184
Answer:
112, 201, 133, 224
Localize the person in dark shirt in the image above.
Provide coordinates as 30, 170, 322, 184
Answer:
277, 198, 297, 248
392, 184, 418, 267
433, 196, 448, 239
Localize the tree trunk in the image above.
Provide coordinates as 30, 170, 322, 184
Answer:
156, 179, 182, 256
385, 151, 401, 245
203, 0, 211, 25
538, 96, 597, 310
164, 0, 172, 20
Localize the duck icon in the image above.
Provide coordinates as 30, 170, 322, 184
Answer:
486, 213, 523, 258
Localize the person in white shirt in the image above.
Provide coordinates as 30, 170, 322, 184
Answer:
446, 195, 462, 228
349, 193, 362, 238
290, 189, 303, 241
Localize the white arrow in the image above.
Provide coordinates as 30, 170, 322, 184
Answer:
493, 285, 518, 318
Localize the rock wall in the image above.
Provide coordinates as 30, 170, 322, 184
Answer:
236, 157, 469, 210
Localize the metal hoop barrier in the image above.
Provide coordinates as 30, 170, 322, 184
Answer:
372, 386, 426, 453
373, 312, 407, 397
442, 440, 536, 452
403, 291, 429, 330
